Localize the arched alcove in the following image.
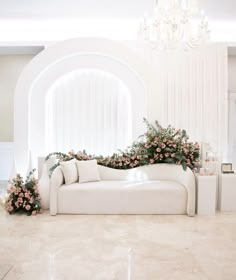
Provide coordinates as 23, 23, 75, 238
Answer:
14, 38, 149, 174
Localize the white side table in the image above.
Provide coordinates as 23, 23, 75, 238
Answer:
195, 174, 217, 215
219, 174, 236, 211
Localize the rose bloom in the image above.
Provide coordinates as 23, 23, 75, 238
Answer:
183, 148, 189, 154
162, 144, 166, 149
17, 197, 23, 203
156, 148, 161, 152
25, 205, 31, 211
25, 192, 30, 199
8, 206, 14, 212
150, 159, 154, 164
29, 198, 34, 204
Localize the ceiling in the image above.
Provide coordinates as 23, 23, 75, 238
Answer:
0, 0, 235, 21
0, 0, 235, 48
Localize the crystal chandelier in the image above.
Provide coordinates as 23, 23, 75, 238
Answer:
138, 0, 210, 50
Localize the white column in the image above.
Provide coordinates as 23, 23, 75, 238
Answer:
196, 175, 217, 215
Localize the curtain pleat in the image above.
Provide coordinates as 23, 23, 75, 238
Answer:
46, 69, 132, 156
148, 43, 227, 160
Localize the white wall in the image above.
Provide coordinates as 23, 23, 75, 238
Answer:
228, 55, 236, 92
0, 55, 34, 141
13, 39, 228, 175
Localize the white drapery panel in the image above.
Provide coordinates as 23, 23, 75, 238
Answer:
45, 69, 132, 156
229, 93, 236, 167
145, 43, 228, 160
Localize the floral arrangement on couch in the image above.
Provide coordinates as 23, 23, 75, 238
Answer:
4, 169, 42, 215
46, 119, 200, 174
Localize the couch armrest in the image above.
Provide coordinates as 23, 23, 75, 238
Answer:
181, 168, 196, 216
50, 166, 64, 215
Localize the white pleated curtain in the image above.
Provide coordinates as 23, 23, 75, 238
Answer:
45, 69, 132, 156
229, 93, 236, 167
146, 43, 228, 160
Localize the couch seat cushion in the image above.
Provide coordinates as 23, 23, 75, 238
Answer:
57, 180, 187, 214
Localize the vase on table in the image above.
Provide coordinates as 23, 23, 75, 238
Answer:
38, 163, 50, 210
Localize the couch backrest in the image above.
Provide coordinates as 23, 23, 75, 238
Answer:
98, 163, 192, 183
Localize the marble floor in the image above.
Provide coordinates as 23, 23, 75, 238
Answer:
0, 208, 236, 280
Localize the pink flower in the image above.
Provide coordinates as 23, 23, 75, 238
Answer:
32, 210, 37, 215
25, 192, 30, 199
150, 159, 154, 164
156, 148, 161, 152
171, 153, 175, 158
25, 205, 31, 211
8, 206, 13, 212
162, 144, 166, 149
183, 148, 189, 154
17, 197, 23, 203
29, 198, 34, 204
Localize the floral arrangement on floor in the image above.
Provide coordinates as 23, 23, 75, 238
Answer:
4, 169, 42, 215
46, 119, 200, 174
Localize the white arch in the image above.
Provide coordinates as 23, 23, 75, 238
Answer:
14, 38, 149, 174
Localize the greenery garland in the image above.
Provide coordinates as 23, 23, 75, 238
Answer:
46, 119, 200, 174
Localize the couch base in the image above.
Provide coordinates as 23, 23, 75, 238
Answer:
55, 180, 187, 215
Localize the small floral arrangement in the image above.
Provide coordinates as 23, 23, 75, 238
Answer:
46, 119, 200, 174
5, 169, 42, 216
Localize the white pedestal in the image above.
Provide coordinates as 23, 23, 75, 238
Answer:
196, 175, 217, 215
219, 174, 236, 211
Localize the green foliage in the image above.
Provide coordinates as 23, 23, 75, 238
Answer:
5, 170, 42, 215
46, 119, 200, 174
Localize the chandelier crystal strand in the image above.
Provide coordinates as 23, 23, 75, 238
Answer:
138, 0, 210, 51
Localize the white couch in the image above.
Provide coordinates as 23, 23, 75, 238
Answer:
50, 163, 196, 216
